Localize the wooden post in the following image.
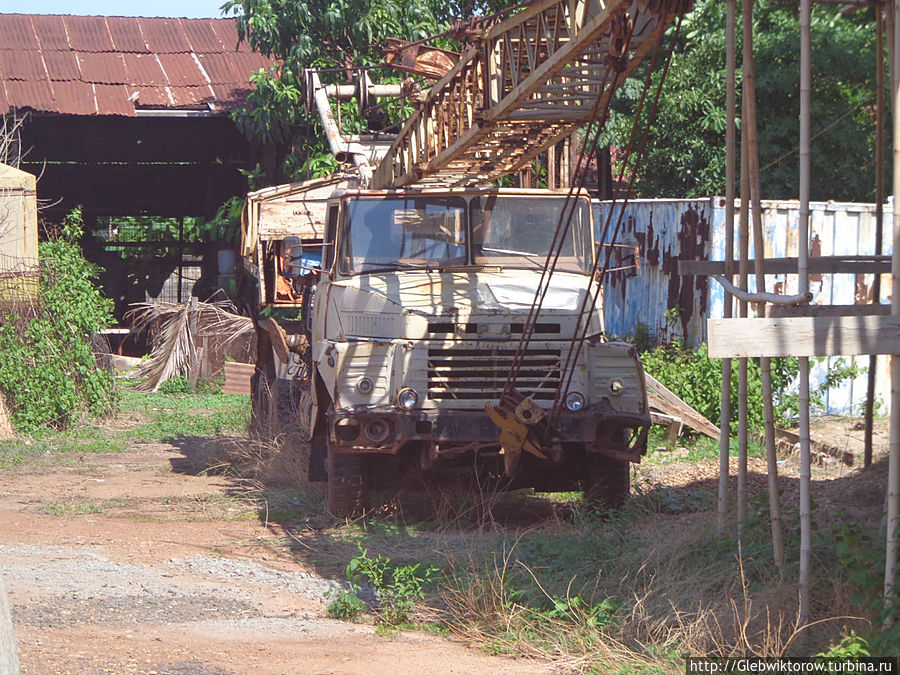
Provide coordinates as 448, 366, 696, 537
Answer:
0, 393, 13, 440
718, 0, 738, 533
798, 0, 813, 627
743, 0, 785, 569
885, 0, 900, 628
0, 566, 19, 675
866, 3, 886, 470
738, 97, 750, 534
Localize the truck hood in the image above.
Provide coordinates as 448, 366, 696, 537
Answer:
327, 269, 597, 317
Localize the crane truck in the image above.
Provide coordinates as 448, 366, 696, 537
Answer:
240, 0, 690, 515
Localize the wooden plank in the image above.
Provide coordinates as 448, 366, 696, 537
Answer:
767, 304, 890, 318
707, 315, 900, 357
223, 361, 254, 395
645, 372, 721, 440
679, 256, 892, 276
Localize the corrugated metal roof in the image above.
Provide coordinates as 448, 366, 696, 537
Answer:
77, 52, 128, 84
31, 15, 68, 50
106, 16, 150, 53
0, 13, 275, 116
42, 51, 80, 81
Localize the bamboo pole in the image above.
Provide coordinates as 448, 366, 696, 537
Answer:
798, 0, 813, 628
738, 93, 750, 534
866, 3, 886, 471
885, 0, 900, 628
742, 0, 785, 569
719, 0, 738, 533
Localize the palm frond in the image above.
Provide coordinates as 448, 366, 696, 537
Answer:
126, 299, 254, 392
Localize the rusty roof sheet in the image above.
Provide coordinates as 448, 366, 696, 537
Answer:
106, 16, 149, 53
181, 21, 225, 54
42, 51, 80, 81
0, 50, 46, 82
0, 13, 275, 116
63, 15, 115, 52
0, 15, 39, 51
30, 15, 68, 50
77, 52, 128, 84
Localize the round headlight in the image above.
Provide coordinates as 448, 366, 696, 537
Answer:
397, 387, 419, 410
610, 380, 624, 395
356, 377, 374, 394
564, 392, 585, 411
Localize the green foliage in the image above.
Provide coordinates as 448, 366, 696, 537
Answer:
0, 209, 116, 431
223, 0, 522, 183
606, 0, 882, 201
100, 193, 245, 259
331, 541, 437, 625
158, 375, 193, 395
119, 389, 250, 442
326, 588, 367, 620
641, 340, 859, 430
825, 519, 900, 652
816, 633, 871, 659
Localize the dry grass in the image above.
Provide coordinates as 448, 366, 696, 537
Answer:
436, 511, 869, 672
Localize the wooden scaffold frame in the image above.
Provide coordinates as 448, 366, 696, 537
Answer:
689, 0, 900, 630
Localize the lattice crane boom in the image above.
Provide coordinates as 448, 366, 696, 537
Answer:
371, 0, 689, 189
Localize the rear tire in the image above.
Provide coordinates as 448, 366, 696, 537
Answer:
251, 358, 278, 437
327, 450, 365, 517
583, 453, 630, 510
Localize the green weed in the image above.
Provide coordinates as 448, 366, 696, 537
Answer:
328, 541, 437, 626
326, 589, 367, 620
39, 497, 131, 516
120, 390, 250, 441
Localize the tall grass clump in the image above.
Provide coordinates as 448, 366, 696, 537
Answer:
0, 209, 115, 430
437, 501, 866, 672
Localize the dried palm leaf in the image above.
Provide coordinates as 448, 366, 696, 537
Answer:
126, 299, 253, 393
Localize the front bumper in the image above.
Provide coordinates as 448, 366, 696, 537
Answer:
326, 400, 650, 459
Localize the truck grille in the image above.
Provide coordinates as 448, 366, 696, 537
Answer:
427, 347, 561, 402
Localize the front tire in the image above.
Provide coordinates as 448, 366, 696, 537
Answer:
327, 450, 365, 517
583, 453, 630, 510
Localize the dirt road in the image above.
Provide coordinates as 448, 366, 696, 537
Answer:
0, 410, 888, 674
0, 439, 546, 675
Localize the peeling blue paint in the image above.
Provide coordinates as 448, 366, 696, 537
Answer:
593, 198, 894, 416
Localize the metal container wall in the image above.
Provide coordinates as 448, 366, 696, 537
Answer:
594, 197, 894, 415
593, 198, 719, 347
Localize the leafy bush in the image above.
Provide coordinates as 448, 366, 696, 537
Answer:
158, 375, 192, 395
0, 209, 115, 430
326, 588, 367, 620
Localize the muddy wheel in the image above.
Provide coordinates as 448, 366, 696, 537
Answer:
327, 450, 365, 517
583, 453, 630, 510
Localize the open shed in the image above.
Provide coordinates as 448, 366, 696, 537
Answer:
0, 13, 273, 219
0, 13, 276, 316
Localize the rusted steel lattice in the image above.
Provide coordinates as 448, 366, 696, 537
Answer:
372, 0, 690, 189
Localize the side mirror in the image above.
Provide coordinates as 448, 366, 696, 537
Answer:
619, 244, 641, 279
596, 242, 641, 279
282, 237, 321, 279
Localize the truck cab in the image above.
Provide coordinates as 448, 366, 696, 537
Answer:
243, 181, 649, 515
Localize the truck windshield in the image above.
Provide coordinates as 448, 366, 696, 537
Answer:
471, 195, 593, 274
339, 196, 468, 274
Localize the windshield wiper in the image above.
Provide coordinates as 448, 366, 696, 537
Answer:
480, 246, 546, 267
356, 261, 441, 272
480, 246, 541, 257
